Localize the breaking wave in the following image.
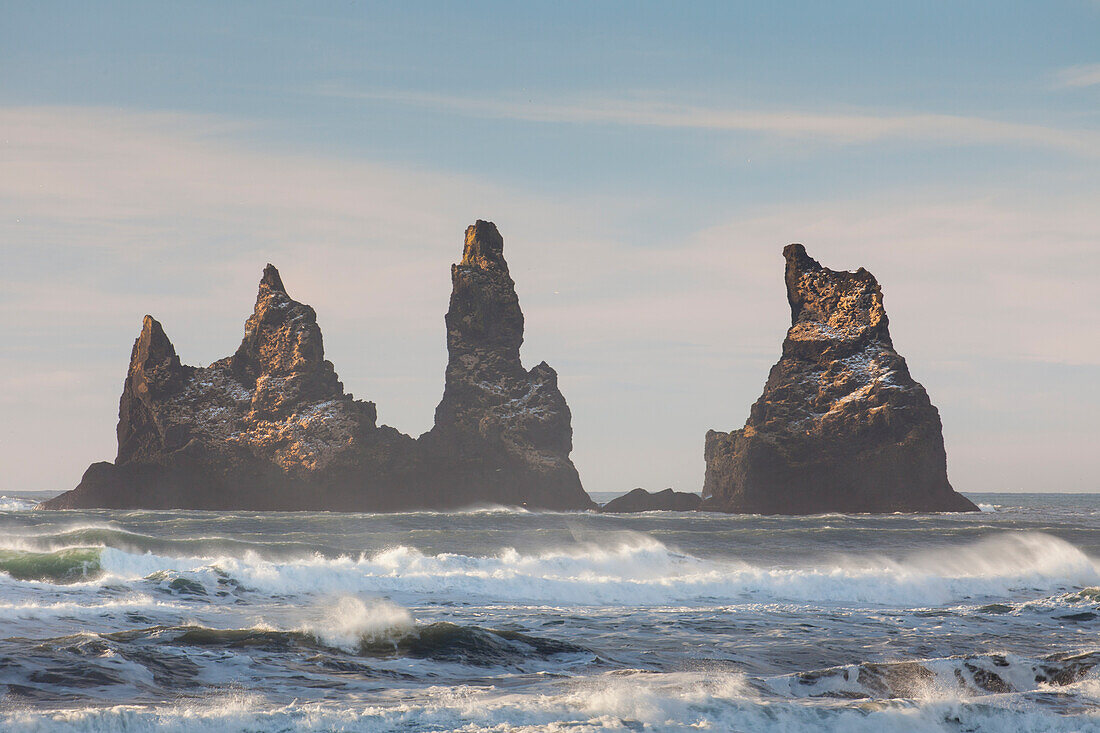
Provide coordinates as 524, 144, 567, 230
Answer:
3, 530, 1096, 608
302, 596, 416, 651
3, 498, 1099, 733
0, 495, 38, 512
2, 596, 589, 673
0, 548, 102, 583
3, 524, 345, 560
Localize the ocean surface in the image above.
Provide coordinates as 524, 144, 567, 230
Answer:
0, 491, 1097, 732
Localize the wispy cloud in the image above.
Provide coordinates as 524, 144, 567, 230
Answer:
316, 86, 1100, 156
1054, 62, 1100, 88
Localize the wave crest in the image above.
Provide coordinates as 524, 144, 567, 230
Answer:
2, 531, 1093, 607
302, 596, 415, 651
0, 548, 101, 583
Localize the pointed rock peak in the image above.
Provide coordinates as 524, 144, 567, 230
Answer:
141, 314, 164, 338
260, 263, 286, 295
460, 220, 507, 271
232, 262, 339, 400
135, 315, 175, 359
130, 315, 180, 373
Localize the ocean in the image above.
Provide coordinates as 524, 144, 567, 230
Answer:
0, 491, 1097, 732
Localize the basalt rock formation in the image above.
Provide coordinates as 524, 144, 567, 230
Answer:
420, 221, 593, 510
599, 488, 702, 513
41, 221, 593, 511
702, 244, 978, 515
42, 266, 419, 511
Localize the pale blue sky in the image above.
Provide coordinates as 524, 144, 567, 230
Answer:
2, 2, 1098, 493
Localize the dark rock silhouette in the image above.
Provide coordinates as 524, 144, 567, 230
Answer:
420, 221, 593, 510
41, 221, 593, 511
702, 244, 978, 515
600, 488, 702, 513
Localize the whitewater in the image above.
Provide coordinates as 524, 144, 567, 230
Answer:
0, 492, 1098, 732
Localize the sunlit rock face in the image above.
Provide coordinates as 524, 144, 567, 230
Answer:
43, 264, 415, 510
420, 221, 594, 510
42, 222, 593, 511
703, 244, 978, 515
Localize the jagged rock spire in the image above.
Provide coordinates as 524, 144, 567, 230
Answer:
426, 220, 591, 509
704, 244, 977, 514
43, 230, 595, 513
260, 262, 286, 293
129, 315, 181, 377
231, 264, 343, 418
116, 315, 186, 463
444, 220, 525, 369
460, 220, 509, 272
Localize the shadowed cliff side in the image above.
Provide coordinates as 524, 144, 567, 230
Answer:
703, 244, 978, 514
420, 221, 594, 509
41, 221, 593, 511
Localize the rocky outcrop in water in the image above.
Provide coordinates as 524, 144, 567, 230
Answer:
599, 488, 702, 513
702, 244, 978, 514
41, 222, 593, 511
43, 266, 418, 510
420, 221, 593, 509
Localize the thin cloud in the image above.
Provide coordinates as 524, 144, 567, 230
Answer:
1054, 63, 1100, 88
316, 86, 1100, 157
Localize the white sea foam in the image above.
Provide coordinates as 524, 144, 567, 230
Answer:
764, 652, 1099, 700
400, 503, 533, 515
298, 595, 415, 651
4, 669, 1099, 732
0, 495, 38, 512
0, 595, 183, 620
81, 531, 1100, 608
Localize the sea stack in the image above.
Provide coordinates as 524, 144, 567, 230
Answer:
42, 221, 593, 511
42, 264, 418, 511
703, 244, 978, 514
420, 221, 594, 510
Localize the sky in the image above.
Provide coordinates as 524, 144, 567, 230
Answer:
1, 1, 1098, 494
